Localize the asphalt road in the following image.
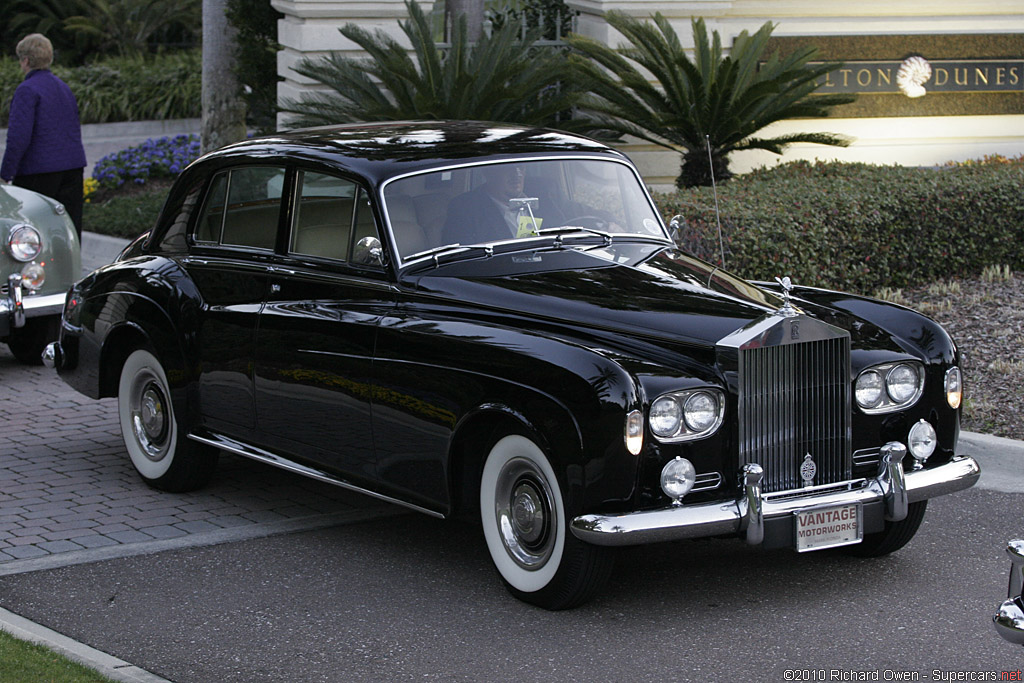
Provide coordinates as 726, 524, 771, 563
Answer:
1, 486, 1022, 682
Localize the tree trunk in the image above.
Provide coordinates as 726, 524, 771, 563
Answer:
202, 0, 246, 154
445, 0, 485, 42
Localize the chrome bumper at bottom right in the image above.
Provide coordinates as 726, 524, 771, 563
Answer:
570, 445, 981, 548
994, 539, 1024, 646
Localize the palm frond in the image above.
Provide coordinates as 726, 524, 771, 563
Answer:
567, 12, 855, 187
281, 0, 582, 129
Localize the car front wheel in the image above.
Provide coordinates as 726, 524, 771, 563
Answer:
843, 500, 928, 557
479, 433, 613, 610
118, 349, 218, 492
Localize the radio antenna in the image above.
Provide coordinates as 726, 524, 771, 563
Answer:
706, 135, 726, 269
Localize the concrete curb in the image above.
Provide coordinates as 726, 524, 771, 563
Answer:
0, 606, 171, 683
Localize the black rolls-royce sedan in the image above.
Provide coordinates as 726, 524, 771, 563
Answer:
45, 121, 980, 609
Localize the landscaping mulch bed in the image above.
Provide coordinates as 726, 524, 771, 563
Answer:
895, 268, 1024, 441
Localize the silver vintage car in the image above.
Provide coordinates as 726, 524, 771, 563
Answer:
994, 539, 1024, 645
0, 183, 80, 364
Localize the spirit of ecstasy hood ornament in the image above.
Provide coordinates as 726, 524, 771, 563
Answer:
774, 276, 799, 317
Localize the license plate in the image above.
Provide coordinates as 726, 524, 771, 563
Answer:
795, 503, 863, 552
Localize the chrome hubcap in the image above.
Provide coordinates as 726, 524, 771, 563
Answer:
132, 378, 170, 461
495, 457, 555, 570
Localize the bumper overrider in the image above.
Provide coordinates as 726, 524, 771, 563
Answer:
0, 273, 66, 336
994, 539, 1024, 646
571, 442, 980, 548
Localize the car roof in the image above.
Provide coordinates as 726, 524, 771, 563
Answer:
192, 120, 628, 186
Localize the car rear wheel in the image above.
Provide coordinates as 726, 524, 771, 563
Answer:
6, 317, 58, 365
479, 433, 613, 610
843, 500, 927, 557
118, 349, 218, 492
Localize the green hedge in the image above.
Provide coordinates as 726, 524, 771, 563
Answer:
1, 51, 201, 126
653, 158, 1024, 293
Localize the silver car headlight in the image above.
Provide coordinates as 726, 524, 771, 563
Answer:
650, 388, 725, 441
8, 224, 42, 262
855, 362, 925, 413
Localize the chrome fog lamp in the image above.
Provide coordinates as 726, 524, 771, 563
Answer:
661, 457, 696, 502
20, 263, 45, 291
8, 225, 42, 262
650, 396, 682, 438
886, 363, 921, 403
624, 409, 644, 456
855, 370, 884, 408
945, 367, 963, 409
908, 419, 937, 464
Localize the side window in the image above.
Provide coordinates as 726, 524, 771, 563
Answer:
289, 172, 357, 261
222, 167, 285, 250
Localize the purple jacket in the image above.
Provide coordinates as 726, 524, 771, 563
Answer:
1, 69, 87, 181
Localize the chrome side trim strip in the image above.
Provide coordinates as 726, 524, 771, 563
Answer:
188, 432, 445, 519
570, 454, 980, 547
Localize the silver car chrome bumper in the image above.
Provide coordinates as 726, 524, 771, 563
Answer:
994, 539, 1024, 646
1, 274, 65, 330
570, 444, 981, 547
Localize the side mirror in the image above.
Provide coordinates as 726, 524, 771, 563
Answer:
668, 214, 685, 240
352, 236, 384, 267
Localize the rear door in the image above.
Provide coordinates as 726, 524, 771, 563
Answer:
185, 165, 285, 436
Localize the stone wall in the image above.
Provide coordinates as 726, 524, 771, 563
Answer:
0, 119, 201, 178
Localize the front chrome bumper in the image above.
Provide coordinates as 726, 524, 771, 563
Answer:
570, 443, 981, 548
0, 273, 65, 334
994, 539, 1024, 646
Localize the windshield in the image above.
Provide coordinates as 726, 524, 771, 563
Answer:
382, 158, 668, 263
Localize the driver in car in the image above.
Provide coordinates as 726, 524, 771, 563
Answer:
443, 164, 619, 246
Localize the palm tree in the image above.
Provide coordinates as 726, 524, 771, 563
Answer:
63, 0, 200, 57
567, 13, 854, 188
279, 0, 581, 128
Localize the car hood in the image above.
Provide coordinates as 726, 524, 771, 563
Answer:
407, 244, 786, 349
405, 243, 937, 361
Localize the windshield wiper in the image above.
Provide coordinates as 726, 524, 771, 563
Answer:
404, 242, 497, 266
534, 226, 613, 246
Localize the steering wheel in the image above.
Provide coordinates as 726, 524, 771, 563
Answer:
561, 215, 608, 231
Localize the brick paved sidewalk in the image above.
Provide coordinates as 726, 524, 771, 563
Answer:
0, 345, 381, 567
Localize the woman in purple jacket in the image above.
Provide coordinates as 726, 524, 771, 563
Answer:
1, 34, 87, 237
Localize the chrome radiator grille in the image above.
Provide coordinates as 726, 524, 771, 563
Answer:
737, 335, 852, 493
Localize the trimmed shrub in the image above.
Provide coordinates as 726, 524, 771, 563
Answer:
1, 51, 201, 125
83, 181, 170, 239
654, 158, 1024, 293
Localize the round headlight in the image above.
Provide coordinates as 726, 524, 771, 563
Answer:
650, 396, 682, 438
683, 391, 718, 432
8, 225, 42, 262
20, 263, 45, 290
908, 419, 937, 462
660, 457, 696, 501
945, 367, 962, 409
855, 370, 884, 408
886, 363, 920, 404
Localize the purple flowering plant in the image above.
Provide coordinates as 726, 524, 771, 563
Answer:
92, 134, 201, 189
